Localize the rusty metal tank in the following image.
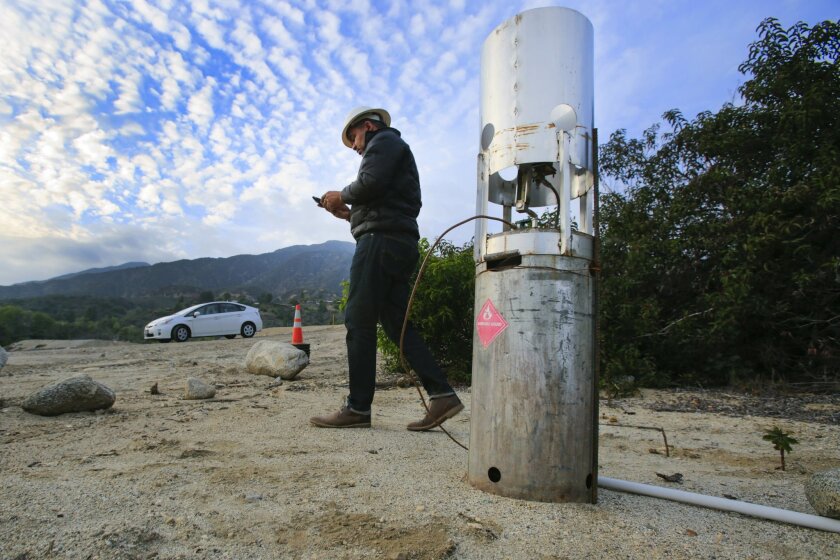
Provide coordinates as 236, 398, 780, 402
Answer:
468, 7, 598, 503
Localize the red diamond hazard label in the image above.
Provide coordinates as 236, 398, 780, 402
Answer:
476, 299, 508, 348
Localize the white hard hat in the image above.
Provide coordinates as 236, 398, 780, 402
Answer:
341, 106, 391, 147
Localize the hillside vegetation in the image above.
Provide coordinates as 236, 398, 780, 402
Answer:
0, 242, 353, 347
0, 241, 354, 300
598, 18, 838, 388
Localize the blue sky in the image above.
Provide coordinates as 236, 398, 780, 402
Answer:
0, 0, 835, 286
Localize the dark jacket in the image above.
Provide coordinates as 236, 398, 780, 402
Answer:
340, 127, 421, 240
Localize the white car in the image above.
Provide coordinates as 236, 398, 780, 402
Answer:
144, 301, 263, 343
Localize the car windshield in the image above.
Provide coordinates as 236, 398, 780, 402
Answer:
176, 304, 203, 316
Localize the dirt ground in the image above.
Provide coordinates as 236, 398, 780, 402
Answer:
1, 325, 838, 559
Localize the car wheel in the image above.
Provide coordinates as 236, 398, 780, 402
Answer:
171, 325, 191, 342
225, 335, 236, 339
241, 322, 256, 338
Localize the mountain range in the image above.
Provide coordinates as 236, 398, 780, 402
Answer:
0, 241, 356, 300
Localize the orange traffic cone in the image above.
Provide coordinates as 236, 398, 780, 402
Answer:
292, 304, 304, 343
291, 304, 310, 357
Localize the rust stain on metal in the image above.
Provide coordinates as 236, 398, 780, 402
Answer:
496, 124, 543, 136
494, 19, 513, 35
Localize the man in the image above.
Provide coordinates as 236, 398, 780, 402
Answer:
310, 106, 463, 431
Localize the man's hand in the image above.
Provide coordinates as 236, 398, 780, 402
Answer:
320, 191, 343, 211
329, 205, 350, 220
321, 191, 350, 221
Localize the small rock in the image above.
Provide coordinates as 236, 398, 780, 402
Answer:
0, 346, 7, 370
396, 375, 414, 388
416, 505, 425, 512
245, 340, 309, 380
184, 378, 216, 400
150, 382, 159, 395
656, 472, 684, 484
21, 375, 115, 416
805, 468, 840, 519
179, 448, 213, 458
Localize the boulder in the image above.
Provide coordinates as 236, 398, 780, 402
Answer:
184, 377, 216, 400
245, 340, 309, 380
0, 346, 7, 372
21, 375, 115, 416
805, 468, 840, 519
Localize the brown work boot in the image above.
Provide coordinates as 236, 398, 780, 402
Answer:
407, 395, 464, 431
310, 404, 371, 428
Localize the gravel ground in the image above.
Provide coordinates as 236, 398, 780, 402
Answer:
1, 325, 838, 559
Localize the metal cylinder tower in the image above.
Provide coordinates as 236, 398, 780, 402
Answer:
468, 7, 597, 503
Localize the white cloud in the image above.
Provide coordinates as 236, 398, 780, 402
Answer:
133, 154, 159, 178
409, 13, 425, 37
73, 128, 114, 169
232, 19, 264, 57
0, 226, 180, 285
195, 16, 227, 50
338, 45, 371, 84
431, 51, 457, 79
262, 16, 296, 49
315, 11, 342, 51
114, 74, 145, 114
187, 78, 215, 128
274, 2, 306, 26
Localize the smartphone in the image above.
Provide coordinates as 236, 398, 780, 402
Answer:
312, 196, 323, 207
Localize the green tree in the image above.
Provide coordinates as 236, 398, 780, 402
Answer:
370, 238, 476, 382
336, 239, 475, 381
29, 312, 56, 339
83, 306, 98, 322
0, 306, 26, 346
0, 296, 176, 346
598, 18, 839, 386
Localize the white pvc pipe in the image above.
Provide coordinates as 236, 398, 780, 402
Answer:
599, 476, 840, 534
